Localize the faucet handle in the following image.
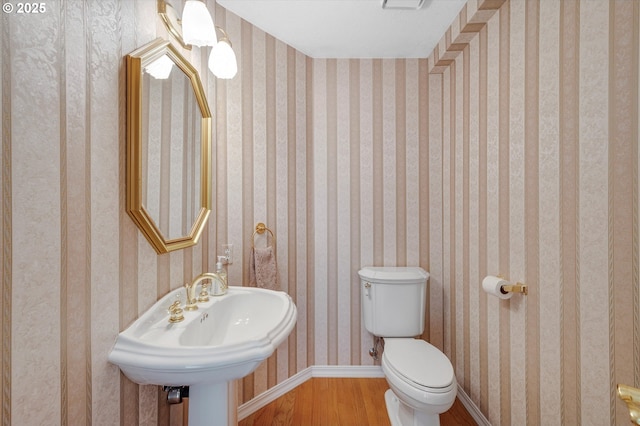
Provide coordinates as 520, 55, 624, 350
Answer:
167, 300, 184, 323
198, 281, 211, 303
168, 300, 181, 311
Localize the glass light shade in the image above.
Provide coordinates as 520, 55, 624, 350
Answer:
145, 55, 174, 79
181, 1, 217, 47
208, 41, 238, 79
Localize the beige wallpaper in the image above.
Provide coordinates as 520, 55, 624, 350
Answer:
1, 0, 638, 425
427, 0, 639, 424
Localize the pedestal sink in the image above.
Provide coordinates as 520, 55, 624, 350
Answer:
108, 286, 297, 426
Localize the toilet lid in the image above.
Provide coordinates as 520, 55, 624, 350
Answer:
384, 339, 454, 390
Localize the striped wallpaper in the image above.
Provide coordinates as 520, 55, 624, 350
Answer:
427, 0, 639, 424
1, 0, 638, 425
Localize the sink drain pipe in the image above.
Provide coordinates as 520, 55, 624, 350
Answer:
163, 386, 189, 404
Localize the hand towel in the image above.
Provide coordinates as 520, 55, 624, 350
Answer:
249, 246, 278, 290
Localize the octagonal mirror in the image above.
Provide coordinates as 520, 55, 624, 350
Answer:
126, 38, 212, 254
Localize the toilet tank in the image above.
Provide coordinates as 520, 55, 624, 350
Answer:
358, 266, 428, 337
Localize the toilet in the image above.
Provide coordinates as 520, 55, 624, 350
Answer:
358, 266, 456, 426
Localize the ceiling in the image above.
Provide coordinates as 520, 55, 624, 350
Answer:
216, 0, 467, 59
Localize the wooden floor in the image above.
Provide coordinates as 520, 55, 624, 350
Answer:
238, 378, 477, 426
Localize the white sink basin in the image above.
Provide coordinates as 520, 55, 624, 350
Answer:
108, 286, 297, 387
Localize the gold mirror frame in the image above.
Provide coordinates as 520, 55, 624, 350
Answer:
126, 38, 212, 254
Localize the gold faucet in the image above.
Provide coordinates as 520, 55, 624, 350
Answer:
184, 272, 228, 311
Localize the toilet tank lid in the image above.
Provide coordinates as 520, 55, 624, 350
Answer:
358, 266, 429, 284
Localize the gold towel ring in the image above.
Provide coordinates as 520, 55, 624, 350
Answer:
252, 222, 275, 248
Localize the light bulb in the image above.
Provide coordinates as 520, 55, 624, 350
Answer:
208, 40, 238, 79
181, 1, 217, 47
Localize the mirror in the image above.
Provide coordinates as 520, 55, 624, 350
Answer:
126, 38, 212, 254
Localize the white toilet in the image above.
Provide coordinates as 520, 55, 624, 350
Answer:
358, 266, 456, 426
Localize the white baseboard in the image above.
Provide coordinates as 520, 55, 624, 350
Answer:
237, 365, 384, 420
456, 385, 491, 426
237, 365, 489, 426
309, 364, 385, 378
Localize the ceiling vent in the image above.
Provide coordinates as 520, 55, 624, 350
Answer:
381, 0, 426, 10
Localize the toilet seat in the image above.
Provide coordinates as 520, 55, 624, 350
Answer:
383, 338, 455, 393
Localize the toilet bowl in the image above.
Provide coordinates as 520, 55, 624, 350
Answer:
381, 338, 456, 426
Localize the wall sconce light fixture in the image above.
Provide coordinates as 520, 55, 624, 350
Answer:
208, 27, 237, 79
158, 0, 238, 79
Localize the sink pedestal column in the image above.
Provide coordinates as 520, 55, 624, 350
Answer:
188, 382, 235, 426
